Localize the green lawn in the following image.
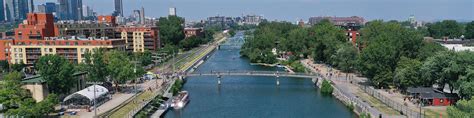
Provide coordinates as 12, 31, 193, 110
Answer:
356, 91, 401, 115
109, 91, 153, 118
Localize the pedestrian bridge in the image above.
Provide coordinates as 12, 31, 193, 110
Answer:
186, 71, 320, 78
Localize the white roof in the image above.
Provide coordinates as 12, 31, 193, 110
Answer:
63, 85, 109, 102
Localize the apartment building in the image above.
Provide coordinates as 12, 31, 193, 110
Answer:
117, 26, 160, 52
9, 38, 126, 64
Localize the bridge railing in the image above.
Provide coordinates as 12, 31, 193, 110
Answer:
189, 70, 318, 76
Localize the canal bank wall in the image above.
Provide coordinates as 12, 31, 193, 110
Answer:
302, 61, 383, 118
147, 36, 228, 118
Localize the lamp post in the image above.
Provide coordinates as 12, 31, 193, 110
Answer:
86, 81, 103, 117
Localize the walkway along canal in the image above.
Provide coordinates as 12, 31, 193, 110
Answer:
163, 32, 355, 118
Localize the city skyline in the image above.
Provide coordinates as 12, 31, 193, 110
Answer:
32, 0, 473, 22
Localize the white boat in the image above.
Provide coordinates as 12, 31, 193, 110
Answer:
170, 91, 189, 109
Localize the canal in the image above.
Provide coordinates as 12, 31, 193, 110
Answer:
165, 32, 354, 118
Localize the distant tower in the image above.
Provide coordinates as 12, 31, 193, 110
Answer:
298, 19, 305, 27
0, 0, 4, 21
408, 15, 416, 24
169, 7, 176, 16
114, 0, 123, 17
140, 7, 145, 24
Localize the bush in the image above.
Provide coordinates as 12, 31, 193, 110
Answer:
171, 78, 184, 95
320, 80, 334, 95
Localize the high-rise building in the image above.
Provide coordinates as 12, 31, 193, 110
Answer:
5, 0, 30, 21
114, 0, 123, 17
57, 0, 69, 19
27, 0, 34, 13
133, 10, 141, 23
169, 7, 176, 16
140, 7, 145, 25
37, 4, 46, 13
57, 0, 82, 20
0, 0, 5, 21
70, 0, 83, 20
44, 2, 56, 14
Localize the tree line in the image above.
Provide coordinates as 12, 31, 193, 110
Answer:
241, 20, 474, 100
424, 20, 474, 39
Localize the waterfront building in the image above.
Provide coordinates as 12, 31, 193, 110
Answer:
309, 16, 365, 26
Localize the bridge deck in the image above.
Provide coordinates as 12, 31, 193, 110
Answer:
187, 71, 319, 78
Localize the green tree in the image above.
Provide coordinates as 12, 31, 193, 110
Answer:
309, 20, 346, 63
320, 80, 334, 95
106, 51, 145, 91
427, 20, 463, 39
6, 94, 58, 117
394, 57, 423, 90
10, 63, 26, 72
83, 48, 109, 82
459, 67, 474, 99
465, 21, 474, 39
36, 55, 75, 94
0, 60, 9, 72
447, 97, 474, 118
416, 41, 447, 60
281, 28, 310, 56
331, 43, 358, 72
136, 51, 153, 66
179, 36, 202, 51
356, 21, 423, 87
157, 16, 185, 45
0, 71, 31, 111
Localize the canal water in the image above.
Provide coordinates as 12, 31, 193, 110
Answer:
165, 32, 354, 118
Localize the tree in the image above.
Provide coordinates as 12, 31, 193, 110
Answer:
83, 48, 109, 82
10, 63, 26, 72
179, 36, 202, 51
394, 57, 423, 90
356, 21, 423, 87
309, 20, 346, 63
36, 55, 75, 94
459, 67, 474, 99
228, 29, 236, 37
331, 43, 358, 72
157, 16, 185, 45
427, 20, 463, 39
416, 41, 447, 60
421, 51, 456, 91
281, 28, 310, 56
136, 51, 153, 66
0, 71, 31, 111
5, 94, 58, 117
465, 21, 474, 39
447, 97, 474, 118
0, 60, 9, 72
106, 51, 145, 91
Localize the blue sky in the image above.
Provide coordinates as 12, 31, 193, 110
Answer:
37, 0, 473, 22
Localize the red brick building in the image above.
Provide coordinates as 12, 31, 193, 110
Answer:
184, 28, 203, 38
15, 13, 57, 40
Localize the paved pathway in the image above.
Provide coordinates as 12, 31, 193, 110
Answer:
301, 59, 405, 118
75, 93, 134, 118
